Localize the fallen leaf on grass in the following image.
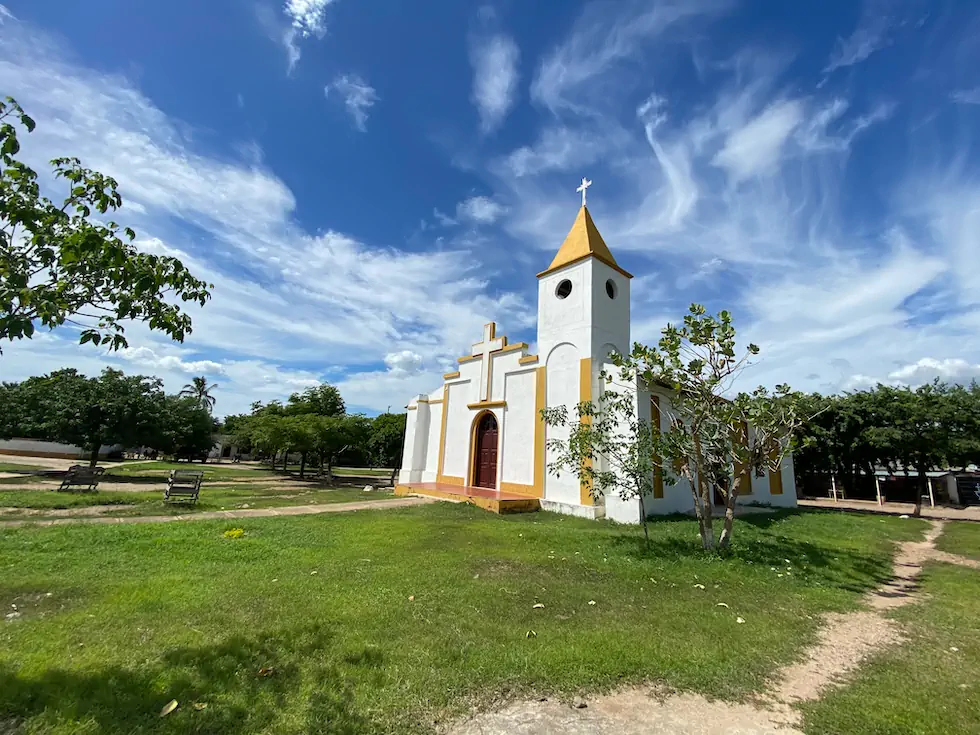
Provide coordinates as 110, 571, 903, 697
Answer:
192, 702, 208, 711
160, 700, 179, 717
526, 630, 537, 638
310, 571, 318, 576
736, 617, 745, 624
693, 584, 705, 590
257, 666, 276, 677
408, 595, 415, 601
588, 600, 597, 606
532, 603, 545, 609
716, 603, 729, 608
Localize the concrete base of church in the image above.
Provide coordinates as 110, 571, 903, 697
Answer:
394, 482, 540, 514
539, 499, 605, 520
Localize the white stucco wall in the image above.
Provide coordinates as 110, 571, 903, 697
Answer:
501, 369, 536, 487
544, 341, 581, 505
0, 439, 118, 459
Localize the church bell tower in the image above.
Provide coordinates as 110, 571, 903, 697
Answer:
535, 180, 632, 513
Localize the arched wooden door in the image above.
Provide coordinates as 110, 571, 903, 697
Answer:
472, 413, 499, 489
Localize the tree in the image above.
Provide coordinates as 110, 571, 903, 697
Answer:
6, 368, 165, 466
543, 304, 804, 550
154, 395, 215, 461
0, 97, 212, 351
368, 412, 407, 486
285, 384, 345, 417
312, 414, 371, 481
282, 414, 318, 478
542, 382, 657, 546
179, 376, 218, 412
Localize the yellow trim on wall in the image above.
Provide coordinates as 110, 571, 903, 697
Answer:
769, 448, 784, 495
533, 365, 546, 499
501, 481, 537, 496
439, 475, 464, 486
406, 405, 417, 411
457, 354, 481, 364
443, 371, 460, 380
579, 357, 594, 506
467, 400, 507, 409
498, 342, 528, 354
650, 395, 664, 499
435, 386, 450, 482
519, 354, 539, 365
734, 421, 752, 495
427, 398, 444, 404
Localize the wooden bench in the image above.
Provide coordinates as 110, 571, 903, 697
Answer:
57, 465, 105, 493
165, 469, 204, 504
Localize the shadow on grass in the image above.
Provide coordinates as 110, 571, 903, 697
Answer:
0, 625, 380, 734
604, 509, 895, 594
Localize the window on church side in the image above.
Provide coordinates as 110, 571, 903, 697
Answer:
605, 279, 617, 299
555, 279, 572, 299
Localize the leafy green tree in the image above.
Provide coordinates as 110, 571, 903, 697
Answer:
544, 304, 804, 550
154, 396, 215, 461
313, 414, 371, 481
179, 376, 218, 412
368, 412, 407, 485
7, 368, 165, 466
0, 97, 212, 351
282, 414, 318, 478
285, 384, 345, 417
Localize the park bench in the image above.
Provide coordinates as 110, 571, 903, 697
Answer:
57, 465, 105, 493
164, 469, 204, 504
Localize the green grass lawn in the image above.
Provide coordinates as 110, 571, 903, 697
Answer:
0, 484, 394, 519
0, 461, 49, 472
333, 467, 394, 477
106, 461, 272, 481
0, 506, 927, 733
801, 558, 980, 734
934, 520, 980, 561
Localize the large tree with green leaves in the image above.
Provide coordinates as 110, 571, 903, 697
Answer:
3, 368, 166, 466
0, 97, 212, 351
368, 412, 407, 486
285, 384, 345, 417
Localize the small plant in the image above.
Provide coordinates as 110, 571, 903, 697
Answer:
223, 527, 245, 539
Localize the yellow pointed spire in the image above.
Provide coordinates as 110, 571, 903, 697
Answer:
537, 205, 632, 279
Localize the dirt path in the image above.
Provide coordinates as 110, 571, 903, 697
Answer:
450, 519, 972, 735
0, 496, 434, 528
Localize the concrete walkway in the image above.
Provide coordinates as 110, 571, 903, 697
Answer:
0, 496, 434, 528
800, 497, 980, 521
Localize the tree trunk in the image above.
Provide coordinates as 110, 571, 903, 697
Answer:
282, 450, 289, 473
390, 466, 398, 488
88, 442, 101, 469
637, 490, 650, 548
718, 476, 740, 549
325, 457, 334, 483
299, 451, 307, 479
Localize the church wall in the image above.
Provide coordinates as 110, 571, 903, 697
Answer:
544, 341, 582, 506
589, 260, 631, 362
501, 369, 536, 490
422, 401, 443, 483
441, 380, 474, 481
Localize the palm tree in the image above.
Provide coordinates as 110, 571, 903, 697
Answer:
180, 376, 218, 412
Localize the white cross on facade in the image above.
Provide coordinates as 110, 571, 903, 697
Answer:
472, 322, 505, 402
576, 176, 592, 207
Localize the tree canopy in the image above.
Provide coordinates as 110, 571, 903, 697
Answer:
0, 96, 212, 351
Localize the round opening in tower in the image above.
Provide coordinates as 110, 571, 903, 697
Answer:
605, 279, 617, 299
555, 279, 573, 299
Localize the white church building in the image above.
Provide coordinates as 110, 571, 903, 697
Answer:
396, 193, 797, 523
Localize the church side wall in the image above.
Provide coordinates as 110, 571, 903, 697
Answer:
441, 381, 472, 482
501, 369, 536, 491
421, 401, 442, 483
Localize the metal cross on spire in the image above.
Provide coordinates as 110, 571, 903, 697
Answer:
576, 177, 592, 207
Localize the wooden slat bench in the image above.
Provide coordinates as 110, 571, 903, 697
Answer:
57, 465, 105, 493
165, 469, 204, 504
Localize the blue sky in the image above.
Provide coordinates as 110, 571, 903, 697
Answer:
1, 0, 979, 417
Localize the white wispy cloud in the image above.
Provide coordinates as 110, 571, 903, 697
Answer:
326, 74, 379, 132
283, 0, 336, 38
824, 1, 894, 74
470, 33, 520, 133
713, 99, 804, 182
951, 87, 980, 105
457, 195, 506, 224
118, 346, 226, 376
